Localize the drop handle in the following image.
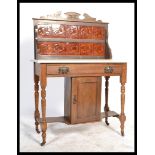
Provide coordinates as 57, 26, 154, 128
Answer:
73, 95, 77, 104
104, 66, 113, 73
58, 67, 69, 74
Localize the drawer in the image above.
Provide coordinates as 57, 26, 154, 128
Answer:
47, 64, 122, 76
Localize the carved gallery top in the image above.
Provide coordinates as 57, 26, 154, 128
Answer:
33, 12, 112, 59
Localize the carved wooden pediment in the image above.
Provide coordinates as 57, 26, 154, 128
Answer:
38, 11, 103, 23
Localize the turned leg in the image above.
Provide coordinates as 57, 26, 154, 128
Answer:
119, 82, 126, 136
104, 76, 110, 125
34, 74, 40, 133
40, 64, 47, 146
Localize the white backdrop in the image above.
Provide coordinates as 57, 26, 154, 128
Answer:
20, 3, 134, 124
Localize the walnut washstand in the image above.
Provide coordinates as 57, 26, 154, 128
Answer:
32, 12, 127, 146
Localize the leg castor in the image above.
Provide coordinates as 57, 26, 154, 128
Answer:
40, 141, 46, 146
35, 116, 40, 133
105, 119, 110, 126
36, 128, 40, 134
121, 131, 124, 136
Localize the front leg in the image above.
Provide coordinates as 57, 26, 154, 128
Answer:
40, 64, 47, 146
119, 82, 126, 136
34, 74, 40, 133
104, 76, 110, 125
119, 64, 127, 136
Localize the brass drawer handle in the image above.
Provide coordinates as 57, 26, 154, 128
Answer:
104, 66, 113, 73
58, 67, 69, 74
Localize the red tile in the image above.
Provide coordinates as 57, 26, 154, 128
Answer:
37, 42, 53, 55
66, 25, 79, 39
66, 43, 80, 55
93, 43, 105, 56
51, 24, 66, 38
80, 26, 92, 39
37, 25, 52, 38
93, 26, 105, 40
79, 43, 93, 55
52, 42, 66, 55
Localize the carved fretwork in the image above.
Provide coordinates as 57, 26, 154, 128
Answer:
37, 11, 104, 23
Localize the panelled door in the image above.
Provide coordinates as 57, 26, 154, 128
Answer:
71, 77, 101, 124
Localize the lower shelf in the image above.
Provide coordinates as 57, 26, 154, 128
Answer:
40, 116, 67, 124
101, 111, 119, 118
39, 111, 119, 124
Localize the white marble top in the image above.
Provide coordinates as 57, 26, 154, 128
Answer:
31, 59, 127, 63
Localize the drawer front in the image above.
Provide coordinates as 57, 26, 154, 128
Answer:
47, 64, 122, 76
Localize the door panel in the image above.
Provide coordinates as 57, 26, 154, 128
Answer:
71, 77, 101, 124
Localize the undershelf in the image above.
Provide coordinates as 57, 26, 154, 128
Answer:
101, 111, 119, 118
40, 116, 67, 124
39, 111, 119, 124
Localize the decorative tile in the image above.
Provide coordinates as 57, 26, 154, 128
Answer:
80, 26, 93, 39
37, 42, 53, 55
37, 24, 106, 56
51, 24, 66, 38
66, 43, 80, 55
79, 43, 93, 55
52, 42, 66, 55
93, 43, 105, 56
37, 25, 52, 38
93, 26, 105, 39
66, 25, 79, 39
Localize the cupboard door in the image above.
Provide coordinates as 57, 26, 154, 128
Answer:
71, 77, 101, 124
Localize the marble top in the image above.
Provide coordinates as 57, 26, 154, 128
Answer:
32, 59, 127, 64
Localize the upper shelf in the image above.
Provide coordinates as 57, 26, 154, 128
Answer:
32, 11, 109, 24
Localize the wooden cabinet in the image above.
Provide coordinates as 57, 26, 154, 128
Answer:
64, 77, 101, 124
